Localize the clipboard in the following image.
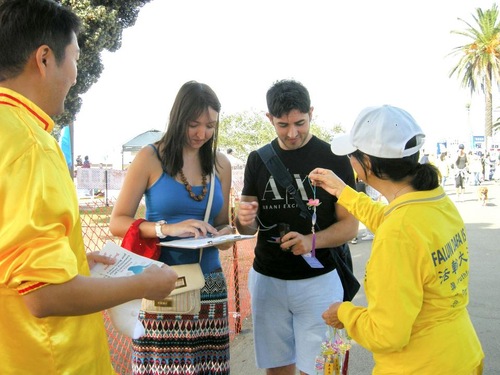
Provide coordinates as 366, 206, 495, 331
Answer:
159, 234, 255, 249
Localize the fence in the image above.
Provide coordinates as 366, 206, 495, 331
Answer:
79, 166, 252, 374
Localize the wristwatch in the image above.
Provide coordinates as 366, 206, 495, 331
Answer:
155, 220, 167, 239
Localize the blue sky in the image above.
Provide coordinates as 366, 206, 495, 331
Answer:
74, 0, 497, 166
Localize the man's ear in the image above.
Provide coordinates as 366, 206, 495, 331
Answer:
266, 112, 273, 123
34, 45, 51, 75
309, 106, 314, 119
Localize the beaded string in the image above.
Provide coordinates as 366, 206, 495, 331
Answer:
311, 184, 317, 258
178, 169, 208, 201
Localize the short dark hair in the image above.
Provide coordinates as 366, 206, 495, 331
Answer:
266, 79, 311, 118
0, 0, 81, 81
159, 81, 221, 176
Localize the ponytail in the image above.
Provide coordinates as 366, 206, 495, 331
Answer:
411, 163, 439, 190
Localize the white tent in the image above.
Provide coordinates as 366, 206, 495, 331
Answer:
121, 129, 163, 169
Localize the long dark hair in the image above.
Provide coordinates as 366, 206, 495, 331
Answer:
351, 136, 439, 191
158, 81, 221, 177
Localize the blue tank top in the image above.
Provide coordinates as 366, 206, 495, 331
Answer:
144, 147, 224, 273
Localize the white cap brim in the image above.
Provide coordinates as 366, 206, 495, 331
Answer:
331, 134, 356, 156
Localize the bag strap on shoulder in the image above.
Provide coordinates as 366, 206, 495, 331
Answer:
257, 144, 360, 301
257, 143, 310, 220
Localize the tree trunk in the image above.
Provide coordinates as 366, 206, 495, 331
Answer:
484, 65, 493, 151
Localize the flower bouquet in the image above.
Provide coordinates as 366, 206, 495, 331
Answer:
315, 326, 351, 375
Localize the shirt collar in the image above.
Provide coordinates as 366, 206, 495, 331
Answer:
0, 87, 54, 132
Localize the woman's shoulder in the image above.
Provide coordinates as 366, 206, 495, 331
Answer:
133, 144, 158, 162
128, 144, 163, 176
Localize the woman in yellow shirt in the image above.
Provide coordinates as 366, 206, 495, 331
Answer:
310, 105, 483, 375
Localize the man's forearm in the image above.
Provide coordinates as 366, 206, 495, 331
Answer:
315, 218, 359, 248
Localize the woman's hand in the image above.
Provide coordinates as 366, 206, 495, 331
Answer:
215, 225, 235, 250
215, 225, 235, 236
86, 252, 116, 270
166, 219, 217, 238
322, 302, 344, 329
308, 168, 347, 198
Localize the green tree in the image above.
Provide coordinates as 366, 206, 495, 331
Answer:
449, 4, 500, 150
54, 0, 152, 131
218, 111, 274, 160
218, 110, 342, 161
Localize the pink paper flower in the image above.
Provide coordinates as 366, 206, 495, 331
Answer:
307, 198, 321, 207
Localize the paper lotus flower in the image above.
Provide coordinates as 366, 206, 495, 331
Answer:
307, 198, 321, 207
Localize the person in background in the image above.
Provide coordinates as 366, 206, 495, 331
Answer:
455, 144, 468, 202
485, 152, 495, 181
309, 104, 484, 375
436, 151, 450, 186
82, 155, 91, 168
0, 1, 178, 374
236, 79, 358, 375
418, 149, 430, 164
468, 151, 483, 186
494, 153, 500, 181
110, 81, 232, 375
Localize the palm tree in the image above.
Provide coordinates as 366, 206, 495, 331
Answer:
494, 115, 500, 134
449, 4, 500, 151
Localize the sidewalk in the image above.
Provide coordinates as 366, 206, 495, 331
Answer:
230, 179, 500, 374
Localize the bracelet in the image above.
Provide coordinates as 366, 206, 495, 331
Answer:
155, 220, 167, 238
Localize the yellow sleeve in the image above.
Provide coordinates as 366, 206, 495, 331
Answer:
338, 186, 386, 233
0, 135, 82, 292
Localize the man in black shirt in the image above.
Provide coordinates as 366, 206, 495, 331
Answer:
236, 79, 358, 375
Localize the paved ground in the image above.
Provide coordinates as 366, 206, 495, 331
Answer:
230, 179, 500, 374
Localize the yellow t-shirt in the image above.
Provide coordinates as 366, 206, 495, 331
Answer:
0, 88, 115, 374
337, 186, 484, 375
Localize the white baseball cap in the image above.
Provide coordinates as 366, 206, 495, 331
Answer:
331, 105, 426, 158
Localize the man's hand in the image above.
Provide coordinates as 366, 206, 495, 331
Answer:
236, 201, 259, 235
86, 251, 116, 270
139, 265, 179, 301
280, 231, 312, 256
237, 201, 258, 226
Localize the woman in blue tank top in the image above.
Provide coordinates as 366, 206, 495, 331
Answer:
110, 81, 233, 375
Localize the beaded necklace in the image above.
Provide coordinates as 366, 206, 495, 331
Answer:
178, 169, 208, 201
